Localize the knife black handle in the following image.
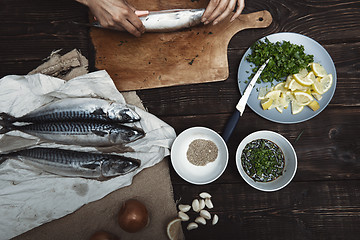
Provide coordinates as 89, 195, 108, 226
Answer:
222, 110, 241, 143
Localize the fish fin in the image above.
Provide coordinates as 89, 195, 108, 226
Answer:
0, 112, 15, 125
92, 130, 108, 137
92, 108, 106, 117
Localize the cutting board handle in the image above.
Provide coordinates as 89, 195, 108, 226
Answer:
223, 10, 273, 39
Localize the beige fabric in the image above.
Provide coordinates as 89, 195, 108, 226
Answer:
28, 49, 88, 80
11, 49, 183, 240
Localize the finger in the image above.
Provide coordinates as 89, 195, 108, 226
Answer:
206, 0, 232, 24
135, 10, 149, 17
127, 12, 145, 33
212, 0, 237, 25
116, 19, 142, 37
202, 0, 220, 23
230, 0, 245, 22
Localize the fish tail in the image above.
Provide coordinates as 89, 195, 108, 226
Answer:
0, 112, 16, 125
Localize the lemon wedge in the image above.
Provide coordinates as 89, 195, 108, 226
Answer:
167, 218, 182, 240
308, 100, 320, 111
284, 75, 293, 89
298, 68, 309, 78
293, 91, 314, 106
310, 62, 328, 77
274, 82, 286, 91
312, 92, 323, 101
312, 74, 333, 94
293, 73, 312, 86
258, 87, 270, 100
261, 98, 273, 110
273, 93, 289, 113
291, 100, 304, 114
265, 89, 282, 100
288, 78, 310, 92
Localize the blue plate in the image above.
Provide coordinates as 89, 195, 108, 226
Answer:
238, 32, 337, 124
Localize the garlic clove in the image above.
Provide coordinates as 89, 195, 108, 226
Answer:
178, 211, 190, 221
195, 216, 206, 225
205, 198, 214, 209
178, 204, 191, 212
186, 222, 198, 230
192, 199, 200, 212
200, 209, 211, 220
199, 199, 205, 210
212, 214, 219, 225
199, 192, 212, 199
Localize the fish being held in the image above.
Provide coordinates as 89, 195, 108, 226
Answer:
0, 147, 140, 179
140, 9, 205, 32
0, 121, 145, 146
90, 8, 205, 32
0, 98, 141, 124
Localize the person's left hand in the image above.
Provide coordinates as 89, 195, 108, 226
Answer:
201, 0, 245, 25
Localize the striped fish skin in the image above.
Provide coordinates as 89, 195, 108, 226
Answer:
0, 122, 145, 146
0, 98, 140, 123
0, 147, 140, 179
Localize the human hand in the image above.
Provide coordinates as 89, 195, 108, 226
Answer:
201, 0, 245, 25
77, 0, 145, 37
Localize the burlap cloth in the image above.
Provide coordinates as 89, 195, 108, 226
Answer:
12, 49, 184, 240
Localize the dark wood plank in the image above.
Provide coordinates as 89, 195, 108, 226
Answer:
172, 180, 360, 240
0, 0, 359, 239
0, 0, 92, 76
137, 40, 360, 117
166, 107, 360, 183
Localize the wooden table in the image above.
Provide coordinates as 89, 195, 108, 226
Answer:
1, 0, 360, 239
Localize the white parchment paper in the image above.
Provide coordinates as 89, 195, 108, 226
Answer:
0, 71, 176, 240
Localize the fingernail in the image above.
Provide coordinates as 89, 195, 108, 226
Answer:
201, 17, 207, 23
204, 21, 209, 25
213, 21, 218, 25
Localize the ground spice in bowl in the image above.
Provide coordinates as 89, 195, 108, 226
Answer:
186, 139, 218, 166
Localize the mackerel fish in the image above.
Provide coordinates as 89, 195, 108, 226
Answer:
0, 147, 140, 179
90, 9, 205, 32
0, 121, 145, 146
140, 9, 205, 32
0, 98, 140, 124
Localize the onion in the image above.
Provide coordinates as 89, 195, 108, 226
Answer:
118, 199, 149, 233
89, 231, 119, 240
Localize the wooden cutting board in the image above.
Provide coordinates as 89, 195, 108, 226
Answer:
90, 2, 272, 91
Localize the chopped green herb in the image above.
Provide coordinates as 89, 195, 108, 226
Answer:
241, 139, 285, 182
246, 38, 314, 83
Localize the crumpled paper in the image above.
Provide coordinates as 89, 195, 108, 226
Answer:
0, 70, 176, 240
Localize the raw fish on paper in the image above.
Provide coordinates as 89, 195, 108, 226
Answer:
0, 71, 176, 240
0, 97, 141, 123
0, 147, 140, 180
0, 121, 145, 147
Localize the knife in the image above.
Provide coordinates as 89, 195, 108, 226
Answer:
222, 59, 270, 142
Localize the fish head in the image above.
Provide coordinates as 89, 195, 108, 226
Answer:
109, 104, 141, 122
113, 126, 145, 143
101, 157, 140, 177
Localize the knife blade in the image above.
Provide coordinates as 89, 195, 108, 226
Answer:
222, 59, 270, 142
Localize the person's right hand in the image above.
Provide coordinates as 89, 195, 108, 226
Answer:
79, 0, 145, 37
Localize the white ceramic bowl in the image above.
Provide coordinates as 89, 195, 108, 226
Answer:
236, 130, 297, 192
171, 127, 229, 185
